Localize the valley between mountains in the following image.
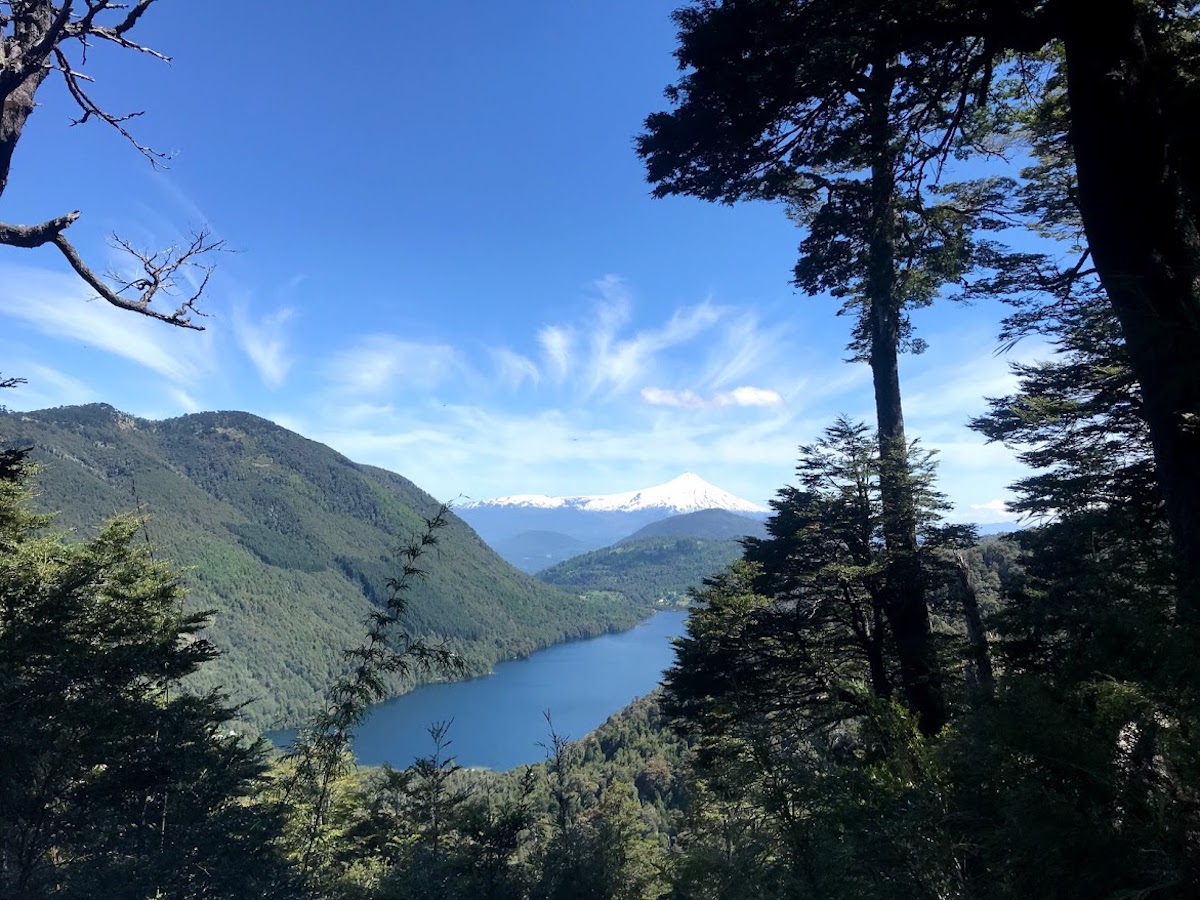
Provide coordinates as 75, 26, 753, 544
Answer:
0, 404, 764, 732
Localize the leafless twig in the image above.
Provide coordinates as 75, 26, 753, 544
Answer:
1, 1, 220, 329
52, 46, 169, 165
61, 226, 226, 329
0, 211, 225, 329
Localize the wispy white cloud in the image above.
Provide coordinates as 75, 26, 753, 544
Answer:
233, 304, 294, 388
640, 387, 706, 409
0, 263, 216, 383
538, 326, 574, 382
166, 386, 203, 414
700, 313, 790, 389
715, 386, 783, 407
326, 281, 739, 404
534, 288, 728, 397
522, 280, 798, 409
640, 385, 783, 409
323, 335, 462, 394
491, 347, 540, 388
970, 498, 1018, 520
586, 300, 724, 396
575, 280, 725, 397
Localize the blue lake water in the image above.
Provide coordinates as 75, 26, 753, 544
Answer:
279, 610, 688, 771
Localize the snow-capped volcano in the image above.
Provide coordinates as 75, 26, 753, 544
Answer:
458, 474, 769, 570
461, 473, 768, 515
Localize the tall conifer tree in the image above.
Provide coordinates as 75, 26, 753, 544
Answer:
639, 2, 992, 733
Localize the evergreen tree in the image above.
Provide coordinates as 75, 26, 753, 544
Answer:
0, 468, 291, 898
638, 2, 998, 734
646, 0, 1200, 628
664, 421, 970, 897
954, 290, 1199, 896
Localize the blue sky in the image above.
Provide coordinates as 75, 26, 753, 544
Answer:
0, 0, 1043, 521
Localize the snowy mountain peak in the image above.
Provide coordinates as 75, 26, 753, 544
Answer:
461, 473, 768, 515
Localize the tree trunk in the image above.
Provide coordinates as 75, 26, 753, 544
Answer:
864, 61, 946, 736
867, 597, 894, 702
0, 3, 60, 198
0, 66, 49, 199
1063, 3, 1200, 620
953, 550, 994, 702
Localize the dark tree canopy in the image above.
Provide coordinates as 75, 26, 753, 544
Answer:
0, 472, 291, 898
638, 0, 1009, 736
643, 0, 1200, 649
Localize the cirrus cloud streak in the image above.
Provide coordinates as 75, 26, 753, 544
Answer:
640, 385, 784, 409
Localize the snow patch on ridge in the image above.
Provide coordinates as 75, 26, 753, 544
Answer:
461, 472, 768, 515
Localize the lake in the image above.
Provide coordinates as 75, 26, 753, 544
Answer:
279, 610, 688, 771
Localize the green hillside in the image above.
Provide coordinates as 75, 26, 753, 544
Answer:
619, 507, 767, 543
538, 535, 743, 607
0, 405, 644, 729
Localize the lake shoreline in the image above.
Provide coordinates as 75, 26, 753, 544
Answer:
270, 608, 688, 771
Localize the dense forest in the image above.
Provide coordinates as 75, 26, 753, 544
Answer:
616, 510, 767, 544
3, 0, 1200, 898
538, 535, 746, 607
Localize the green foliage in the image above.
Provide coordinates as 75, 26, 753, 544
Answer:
946, 292, 1200, 895
0, 405, 644, 730
280, 509, 466, 889
0, 466, 291, 898
618, 510, 766, 544
973, 300, 1156, 522
279, 697, 686, 900
665, 569, 955, 897
535, 783, 668, 900
658, 420, 985, 897
659, 290, 1200, 897
539, 536, 745, 608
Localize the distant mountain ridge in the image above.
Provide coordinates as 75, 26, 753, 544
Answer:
0, 404, 645, 730
458, 474, 768, 567
462, 472, 767, 515
619, 508, 768, 544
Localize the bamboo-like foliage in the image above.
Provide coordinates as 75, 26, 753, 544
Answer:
279, 505, 464, 885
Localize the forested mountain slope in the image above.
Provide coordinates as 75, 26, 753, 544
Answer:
618, 507, 767, 543
538, 535, 744, 606
0, 405, 643, 729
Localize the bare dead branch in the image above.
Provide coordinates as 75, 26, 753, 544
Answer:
0, 2, 218, 328
115, 1, 156, 36
108, 228, 222, 298
66, 227, 224, 329
76, 0, 158, 38
0, 207, 222, 329
51, 46, 169, 165
62, 1, 170, 57
0, 209, 81, 247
